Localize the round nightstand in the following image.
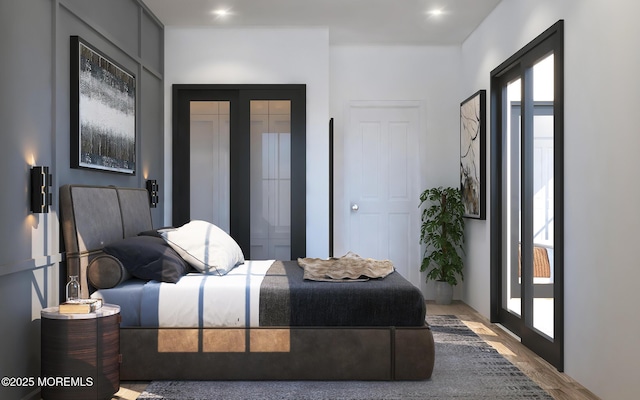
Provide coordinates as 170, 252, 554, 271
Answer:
40, 304, 120, 400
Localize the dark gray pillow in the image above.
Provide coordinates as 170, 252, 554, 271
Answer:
103, 236, 188, 283
87, 254, 132, 289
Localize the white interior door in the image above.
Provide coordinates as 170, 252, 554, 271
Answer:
343, 102, 421, 283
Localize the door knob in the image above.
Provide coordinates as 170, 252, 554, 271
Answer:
351, 203, 359, 211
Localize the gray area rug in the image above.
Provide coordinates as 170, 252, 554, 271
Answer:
138, 315, 553, 399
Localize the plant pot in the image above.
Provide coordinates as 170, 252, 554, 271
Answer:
434, 281, 453, 305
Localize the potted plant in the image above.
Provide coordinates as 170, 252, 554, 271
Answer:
419, 186, 465, 305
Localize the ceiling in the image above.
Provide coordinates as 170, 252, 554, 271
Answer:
142, 0, 502, 45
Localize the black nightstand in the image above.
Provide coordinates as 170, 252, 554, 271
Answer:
40, 304, 120, 400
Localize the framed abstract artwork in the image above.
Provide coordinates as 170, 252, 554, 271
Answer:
460, 89, 486, 219
70, 36, 136, 174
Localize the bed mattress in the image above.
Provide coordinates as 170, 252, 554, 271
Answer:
93, 260, 426, 328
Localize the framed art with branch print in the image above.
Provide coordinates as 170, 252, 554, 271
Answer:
70, 36, 136, 174
460, 89, 486, 219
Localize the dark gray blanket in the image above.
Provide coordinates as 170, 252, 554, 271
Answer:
259, 260, 426, 327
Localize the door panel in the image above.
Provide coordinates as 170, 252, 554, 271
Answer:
344, 103, 420, 282
504, 78, 522, 318
189, 101, 230, 232
249, 100, 291, 259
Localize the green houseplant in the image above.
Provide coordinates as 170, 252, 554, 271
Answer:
419, 186, 465, 304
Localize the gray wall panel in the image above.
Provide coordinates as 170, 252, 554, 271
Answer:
0, 1, 163, 398
61, 0, 140, 58
141, 68, 165, 227
0, 0, 53, 268
56, 5, 140, 188
142, 9, 164, 74
0, 1, 53, 397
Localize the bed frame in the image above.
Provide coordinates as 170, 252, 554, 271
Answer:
59, 184, 435, 380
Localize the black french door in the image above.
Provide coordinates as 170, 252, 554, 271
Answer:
172, 84, 306, 260
490, 21, 564, 370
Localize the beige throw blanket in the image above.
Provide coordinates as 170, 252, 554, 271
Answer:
298, 252, 395, 282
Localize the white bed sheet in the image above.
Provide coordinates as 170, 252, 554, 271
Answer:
152, 260, 274, 327
93, 260, 275, 328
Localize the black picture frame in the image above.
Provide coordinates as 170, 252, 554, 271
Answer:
460, 89, 486, 219
70, 36, 136, 174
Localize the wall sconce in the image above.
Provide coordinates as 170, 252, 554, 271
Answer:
146, 179, 159, 208
31, 166, 52, 213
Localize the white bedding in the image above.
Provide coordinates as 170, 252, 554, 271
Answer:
152, 260, 274, 327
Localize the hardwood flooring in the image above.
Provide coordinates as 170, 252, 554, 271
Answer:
426, 301, 600, 400
111, 301, 600, 400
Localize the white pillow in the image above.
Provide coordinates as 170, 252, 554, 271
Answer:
160, 220, 245, 275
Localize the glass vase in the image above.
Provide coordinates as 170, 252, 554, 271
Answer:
65, 275, 80, 302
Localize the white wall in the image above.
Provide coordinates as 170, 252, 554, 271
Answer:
461, 1, 640, 398
330, 45, 461, 294
164, 27, 330, 257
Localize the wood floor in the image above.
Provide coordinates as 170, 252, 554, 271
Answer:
426, 301, 599, 400
111, 301, 600, 400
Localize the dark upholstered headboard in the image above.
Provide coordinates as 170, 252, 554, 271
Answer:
59, 185, 153, 298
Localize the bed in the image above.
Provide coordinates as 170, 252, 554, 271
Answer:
59, 184, 435, 381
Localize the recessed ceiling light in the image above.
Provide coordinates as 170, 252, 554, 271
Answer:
212, 8, 232, 18
427, 8, 445, 17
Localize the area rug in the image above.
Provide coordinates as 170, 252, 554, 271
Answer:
137, 315, 553, 400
